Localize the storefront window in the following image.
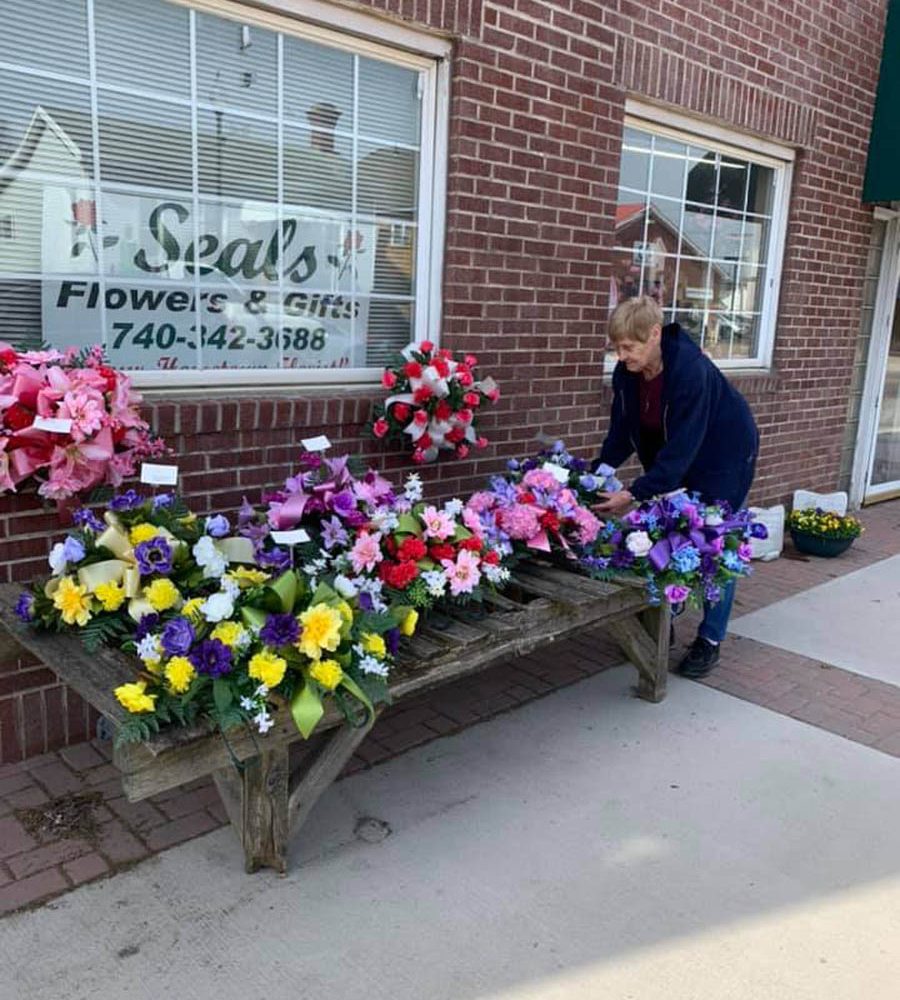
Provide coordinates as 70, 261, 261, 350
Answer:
0, 0, 442, 382
612, 110, 792, 367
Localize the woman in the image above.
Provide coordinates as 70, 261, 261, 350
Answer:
595, 296, 759, 678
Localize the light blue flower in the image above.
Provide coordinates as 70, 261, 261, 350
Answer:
205, 514, 230, 538
671, 545, 700, 573
62, 535, 85, 565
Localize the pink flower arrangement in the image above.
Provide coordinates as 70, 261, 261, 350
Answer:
0, 343, 166, 500
367, 340, 500, 463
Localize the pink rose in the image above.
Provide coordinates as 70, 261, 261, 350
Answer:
373, 418, 389, 438
381, 370, 397, 389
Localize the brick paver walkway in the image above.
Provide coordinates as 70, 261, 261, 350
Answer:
1, 500, 898, 917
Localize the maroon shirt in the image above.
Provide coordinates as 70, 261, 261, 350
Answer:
639, 371, 664, 432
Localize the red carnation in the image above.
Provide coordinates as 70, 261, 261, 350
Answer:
434, 400, 452, 421
384, 536, 398, 556
0, 347, 18, 368
463, 392, 480, 407
413, 386, 433, 404
398, 536, 427, 561
519, 491, 536, 504
4, 403, 34, 432
413, 409, 429, 427
446, 426, 465, 444
381, 370, 397, 389
417, 433, 433, 450
476, 436, 489, 449
373, 417, 389, 438
392, 402, 411, 422
464, 354, 478, 367
438, 348, 453, 360
419, 340, 434, 353
404, 361, 422, 378
428, 543, 456, 562
412, 449, 427, 464
457, 370, 474, 387
539, 510, 560, 532
460, 536, 482, 552
456, 444, 469, 458
432, 358, 450, 378
98, 365, 118, 391
483, 549, 500, 565
457, 408, 473, 424
381, 560, 419, 589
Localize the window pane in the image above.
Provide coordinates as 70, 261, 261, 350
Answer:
358, 142, 418, 220
0, 279, 42, 350
283, 36, 354, 136
283, 126, 352, 213
619, 143, 650, 193
98, 92, 192, 190
196, 14, 278, 116
364, 298, 414, 367
709, 262, 764, 313
747, 164, 775, 216
95, 0, 189, 98
685, 149, 717, 206
0, 71, 93, 178
649, 136, 687, 200
0, 0, 88, 78
198, 111, 277, 201
717, 155, 749, 211
358, 58, 420, 146
372, 223, 415, 297
711, 209, 745, 259
679, 204, 714, 258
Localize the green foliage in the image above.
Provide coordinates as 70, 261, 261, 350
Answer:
79, 613, 132, 653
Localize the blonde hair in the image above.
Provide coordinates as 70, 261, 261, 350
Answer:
608, 295, 663, 344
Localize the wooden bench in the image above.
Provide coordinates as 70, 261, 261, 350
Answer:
0, 563, 668, 873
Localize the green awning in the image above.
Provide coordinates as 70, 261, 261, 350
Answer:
864, 0, 900, 202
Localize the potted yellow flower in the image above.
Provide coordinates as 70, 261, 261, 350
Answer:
787, 507, 863, 557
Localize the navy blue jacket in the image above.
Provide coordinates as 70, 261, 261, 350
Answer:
599, 323, 759, 505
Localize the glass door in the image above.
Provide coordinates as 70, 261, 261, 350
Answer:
869, 281, 900, 493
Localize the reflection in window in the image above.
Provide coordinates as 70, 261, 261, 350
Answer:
613, 123, 785, 363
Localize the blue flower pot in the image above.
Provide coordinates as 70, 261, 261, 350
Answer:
789, 529, 854, 558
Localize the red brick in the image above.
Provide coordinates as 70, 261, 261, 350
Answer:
0, 816, 37, 858
59, 742, 107, 772
7, 837, 92, 880
144, 811, 219, 852
94, 820, 148, 865
62, 852, 110, 886
29, 761, 83, 797
0, 867, 68, 916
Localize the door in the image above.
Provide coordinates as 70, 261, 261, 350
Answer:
869, 285, 900, 496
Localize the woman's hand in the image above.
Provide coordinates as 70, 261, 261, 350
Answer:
593, 489, 634, 515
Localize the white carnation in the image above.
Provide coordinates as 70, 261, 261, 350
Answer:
333, 574, 358, 598
193, 536, 227, 578
202, 591, 234, 622
48, 543, 67, 576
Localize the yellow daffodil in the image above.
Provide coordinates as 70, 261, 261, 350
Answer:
129, 523, 160, 545
144, 578, 180, 612
226, 567, 270, 588
310, 658, 343, 691
400, 609, 418, 637
164, 656, 196, 694
248, 650, 287, 688
211, 620, 247, 648
53, 576, 92, 626
361, 632, 386, 658
296, 604, 343, 660
94, 580, 126, 613
114, 680, 156, 714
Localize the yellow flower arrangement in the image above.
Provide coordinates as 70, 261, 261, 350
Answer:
52, 576, 93, 626
181, 597, 205, 621
361, 632, 386, 658
310, 658, 343, 691
248, 650, 287, 688
227, 567, 271, 588
400, 609, 418, 637
296, 603, 343, 660
787, 508, 863, 540
129, 523, 160, 546
211, 620, 247, 648
114, 680, 157, 714
144, 577, 181, 612
164, 656, 195, 694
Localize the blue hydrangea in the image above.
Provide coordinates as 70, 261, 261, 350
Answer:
671, 545, 700, 573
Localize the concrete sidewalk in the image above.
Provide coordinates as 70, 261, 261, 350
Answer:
0, 500, 898, 997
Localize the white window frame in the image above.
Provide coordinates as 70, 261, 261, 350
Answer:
613, 100, 795, 372
7, 0, 451, 391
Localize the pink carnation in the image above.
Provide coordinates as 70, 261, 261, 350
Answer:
498, 503, 541, 540
466, 491, 497, 514
521, 469, 560, 492
573, 507, 602, 545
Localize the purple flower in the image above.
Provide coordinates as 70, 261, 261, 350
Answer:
72, 507, 104, 531
256, 546, 291, 572
161, 618, 195, 657
705, 584, 722, 603
320, 515, 350, 551
134, 537, 173, 576
358, 591, 374, 612
205, 514, 230, 538
750, 522, 769, 539
189, 639, 233, 677
384, 627, 401, 658
62, 536, 85, 564
152, 493, 175, 509
342, 509, 368, 529
330, 489, 357, 518
134, 613, 160, 641
14, 592, 35, 623
260, 613, 300, 648
109, 489, 143, 511
664, 583, 692, 604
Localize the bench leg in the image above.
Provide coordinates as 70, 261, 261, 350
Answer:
608, 605, 669, 702
214, 745, 290, 874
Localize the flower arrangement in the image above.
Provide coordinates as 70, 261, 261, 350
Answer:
238, 451, 510, 614
583, 491, 767, 605
368, 340, 500, 462
505, 439, 623, 507
18, 490, 416, 745
464, 459, 607, 565
787, 508, 863, 540
0, 343, 165, 500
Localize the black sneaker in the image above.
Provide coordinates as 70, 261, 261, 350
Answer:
678, 637, 720, 678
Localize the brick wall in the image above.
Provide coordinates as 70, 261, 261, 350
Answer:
0, 0, 888, 761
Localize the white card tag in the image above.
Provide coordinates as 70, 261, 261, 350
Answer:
541, 462, 570, 484
140, 463, 179, 486
271, 529, 310, 545
302, 435, 331, 452
32, 416, 73, 434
